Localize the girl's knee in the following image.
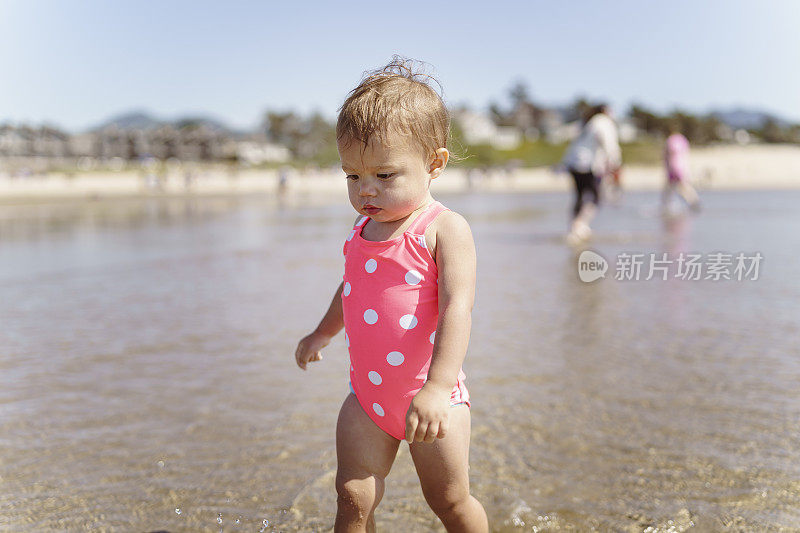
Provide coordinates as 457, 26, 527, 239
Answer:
335, 473, 384, 514
424, 484, 470, 517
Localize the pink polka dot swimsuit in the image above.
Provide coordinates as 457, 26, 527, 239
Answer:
342, 201, 469, 440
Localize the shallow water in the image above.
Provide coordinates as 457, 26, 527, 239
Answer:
1, 190, 799, 532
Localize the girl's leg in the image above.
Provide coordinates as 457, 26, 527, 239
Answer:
335, 393, 400, 533
409, 405, 488, 533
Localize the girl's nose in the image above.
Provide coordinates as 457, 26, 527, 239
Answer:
359, 181, 377, 197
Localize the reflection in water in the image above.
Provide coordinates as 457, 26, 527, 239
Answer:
659, 212, 695, 327
1, 191, 799, 531
662, 210, 694, 255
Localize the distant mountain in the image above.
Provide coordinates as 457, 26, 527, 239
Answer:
710, 108, 795, 130
93, 110, 164, 131
92, 110, 240, 134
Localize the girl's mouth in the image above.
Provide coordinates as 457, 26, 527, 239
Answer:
363, 205, 381, 215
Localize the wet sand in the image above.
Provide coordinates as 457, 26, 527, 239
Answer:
1, 190, 799, 531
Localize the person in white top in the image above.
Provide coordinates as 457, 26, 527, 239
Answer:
561, 104, 621, 242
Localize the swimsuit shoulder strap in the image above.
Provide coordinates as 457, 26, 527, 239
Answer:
343, 215, 370, 256
406, 201, 449, 235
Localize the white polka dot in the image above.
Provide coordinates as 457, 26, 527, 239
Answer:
399, 314, 418, 330
344, 332, 349, 347
386, 351, 405, 366
429, 331, 436, 344
372, 403, 385, 416
363, 309, 378, 324
368, 371, 382, 385
347, 230, 356, 241
343, 282, 351, 296
365, 258, 377, 273
405, 270, 423, 285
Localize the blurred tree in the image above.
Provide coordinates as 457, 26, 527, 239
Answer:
488, 100, 513, 127
631, 104, 724, 144
759, 118, 786, 143
508, 81, 544, 133
509, 81, 531, 109
299, 112, 336, 161
700, 115, 723, 143
629, 104, 662, 135
263, 111, 304, 155
568, 97, 595, 124
672, 111, 702, 142
789, 125, 800, 144
260, 110, 340, 163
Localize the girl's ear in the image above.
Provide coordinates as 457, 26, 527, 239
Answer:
429, 148, 449, 179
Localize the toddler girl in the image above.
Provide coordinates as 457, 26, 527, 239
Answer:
294, 58, 488, 532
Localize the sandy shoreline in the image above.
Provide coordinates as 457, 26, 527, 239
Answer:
1, 144, 799, 204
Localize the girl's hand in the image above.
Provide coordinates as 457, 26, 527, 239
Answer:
405, 383, 451, 443
295, 331, 330, 370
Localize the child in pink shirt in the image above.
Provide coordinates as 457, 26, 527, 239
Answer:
665, 132, 690, 183
663, 130, 701, 211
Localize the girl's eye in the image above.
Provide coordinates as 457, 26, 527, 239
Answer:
377, 173, 394, 180
346, 174, 358, 180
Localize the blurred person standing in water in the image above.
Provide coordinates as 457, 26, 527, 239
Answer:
561, 104, 621, 243
662, 126, 701, 212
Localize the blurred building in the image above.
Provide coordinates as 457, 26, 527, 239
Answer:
453, 110, 522, 149
0, 122, 292, 171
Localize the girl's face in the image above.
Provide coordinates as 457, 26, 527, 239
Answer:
338, 132, 447, 224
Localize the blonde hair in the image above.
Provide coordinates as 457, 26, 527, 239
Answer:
337, 57, 450, 158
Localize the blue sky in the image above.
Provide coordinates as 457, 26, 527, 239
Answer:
1, 0, 798, 132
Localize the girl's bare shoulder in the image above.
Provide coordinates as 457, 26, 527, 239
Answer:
424, 210, 473, 262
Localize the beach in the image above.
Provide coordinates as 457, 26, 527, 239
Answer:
2, 187, 799, 531
5, 0, 800, 528
1, 144, 800, 204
